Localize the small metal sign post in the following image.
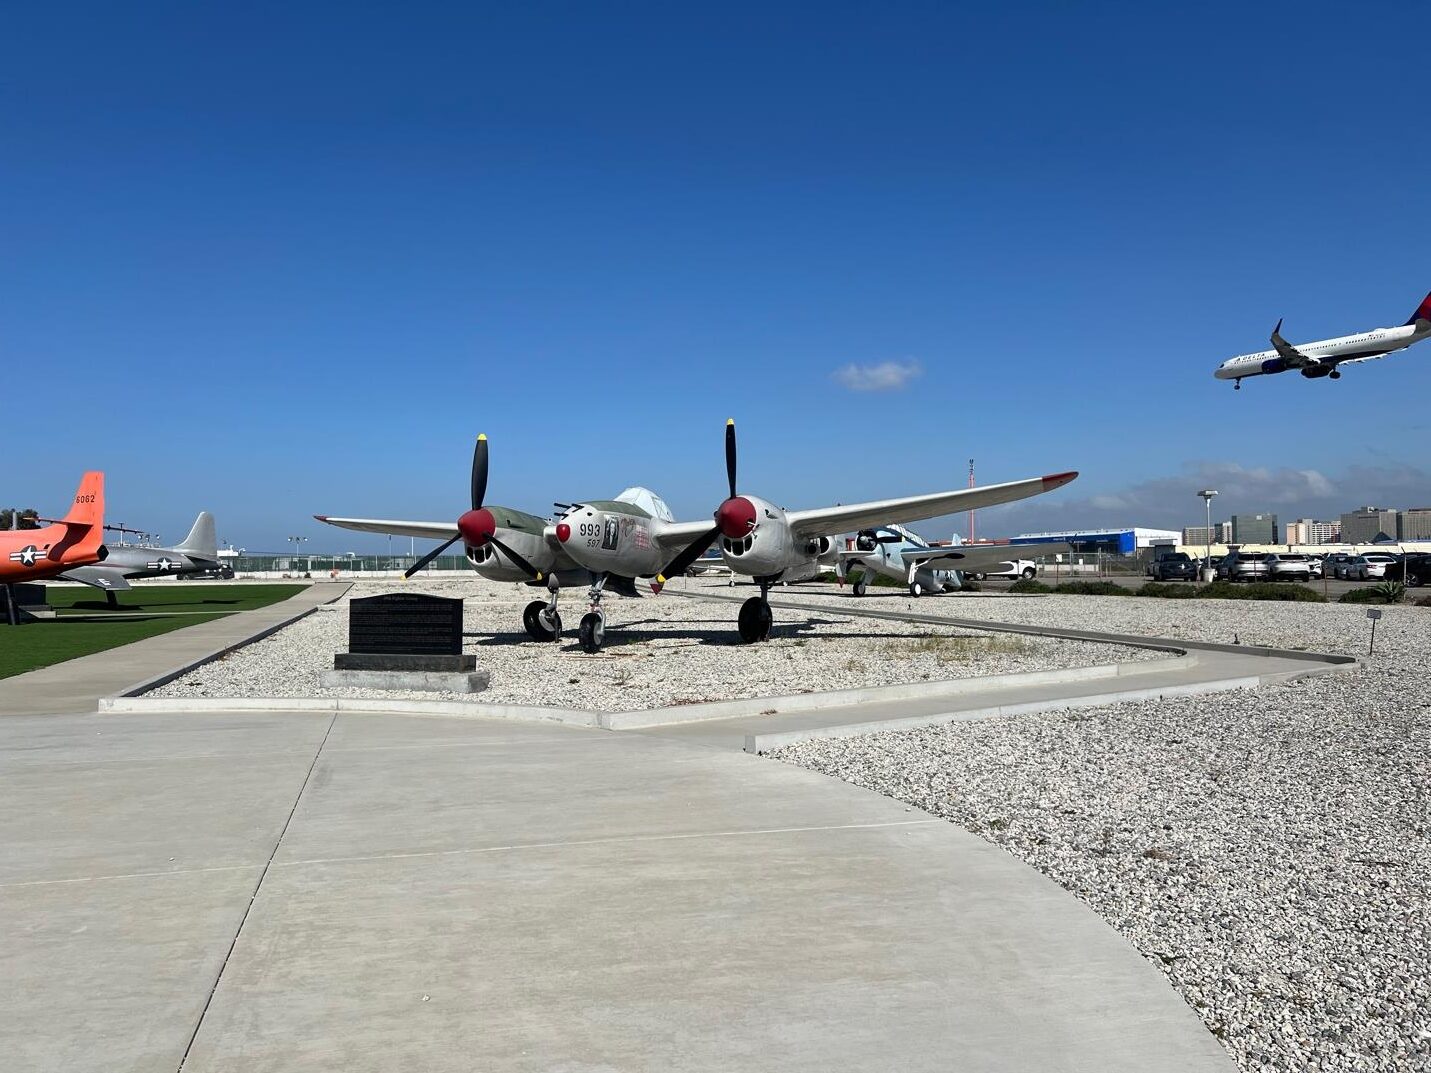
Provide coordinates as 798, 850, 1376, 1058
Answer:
1366, 607, 1383, 656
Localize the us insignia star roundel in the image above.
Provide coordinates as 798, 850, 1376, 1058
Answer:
7, 545, 40, 568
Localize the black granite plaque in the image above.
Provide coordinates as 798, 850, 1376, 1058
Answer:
348, 592, 464, 656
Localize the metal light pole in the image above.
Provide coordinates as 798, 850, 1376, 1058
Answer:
1197, 490, 1218, 582
287, 535, 308, 573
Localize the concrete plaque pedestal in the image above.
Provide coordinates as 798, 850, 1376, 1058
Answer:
321, 668, 490, 693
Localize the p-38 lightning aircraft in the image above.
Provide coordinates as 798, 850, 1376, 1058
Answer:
836, 524, 1073, 596
320, 424, 1077, 652
1215, 291, 1431, 389
1, 472, 106, 625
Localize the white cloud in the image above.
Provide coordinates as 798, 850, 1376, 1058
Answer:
832, 359, 922, 392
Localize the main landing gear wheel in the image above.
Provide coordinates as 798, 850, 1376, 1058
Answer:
737, 596, 773, 643
908, 581, 923, 598
578, 611, 606, 654
1330, 369, 1341, 379
853, 578, 868, 597
522, 600, 561, 642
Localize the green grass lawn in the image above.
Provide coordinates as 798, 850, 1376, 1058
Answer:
46, 583, 306, 614
0, 614, 232, 679
0, 584, 306, 679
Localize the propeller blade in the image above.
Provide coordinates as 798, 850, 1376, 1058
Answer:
488, 534, 543, 581
654, 525, 721, 587
471, 434, 489, 510
404, 533, 462, 578
724, 418, 737, 500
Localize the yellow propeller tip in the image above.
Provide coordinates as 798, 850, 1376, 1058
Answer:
726, 418, 734, 426
535, 572, 543, 581
656, 574, 667, 585
477, 433, 487, 441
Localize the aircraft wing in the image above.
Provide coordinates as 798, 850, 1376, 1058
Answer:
786, 472, 1078, 539
1269, 320, 1320, 368
1341, 346, 1408, 366
314, 515, 458, 540
898, 541, 1074, 569
654, 518, 728, 549
58, 565, 132, 591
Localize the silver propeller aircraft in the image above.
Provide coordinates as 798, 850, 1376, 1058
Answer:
836, 523, 1072, 596
318, 423, 1077, 652
59, 512, 225, 606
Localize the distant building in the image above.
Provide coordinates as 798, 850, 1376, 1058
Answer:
1013, 527, 1180, 555
1231, 513, 1278, 544
1341, 507, 1399, 544
1399, 508, 1431, 541
1183, 523, 1230, 545
1284, 518, 1340, 545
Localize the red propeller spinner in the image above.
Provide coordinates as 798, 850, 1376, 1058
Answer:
716, 496, 756, 539
457, 507, 496, 547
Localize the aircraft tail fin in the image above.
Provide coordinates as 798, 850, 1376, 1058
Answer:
175, 511, 218, 560
61, 472, 104, 529
1405, 291, 1431, 326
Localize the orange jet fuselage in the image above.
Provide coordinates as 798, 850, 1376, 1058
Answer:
0, 472, 107, 583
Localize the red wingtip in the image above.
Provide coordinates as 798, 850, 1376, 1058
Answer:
313, 515, 329, 522
1041, 471, 1079, 489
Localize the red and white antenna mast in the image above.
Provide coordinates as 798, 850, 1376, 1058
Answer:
967, 458, 975, 543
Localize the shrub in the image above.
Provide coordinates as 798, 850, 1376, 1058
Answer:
1200, 581, 1325, 602
1052, 580, 1132, 596
1008, 578, 1051, 594
1136, 582, 1200, 599
1341, 584, 1406, 605
1373, 580, 1407, 605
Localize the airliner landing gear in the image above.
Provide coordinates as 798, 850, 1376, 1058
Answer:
523, 576, 563, 641
738, 579, 774, 643
1330, 369, 1341, 380
578, 574, 610, 653
1234, 378, 1242, 391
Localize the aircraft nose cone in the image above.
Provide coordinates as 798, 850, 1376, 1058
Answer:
457, 507, 496, 546
716, 497, 757, 539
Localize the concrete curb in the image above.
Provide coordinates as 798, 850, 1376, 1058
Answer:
98, 583, 353, 705
99, 694, 602, 726
742, 675, 1264, 753
597, 654, 1193, 730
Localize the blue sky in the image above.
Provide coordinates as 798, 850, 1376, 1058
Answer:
3, 3, 1428, 550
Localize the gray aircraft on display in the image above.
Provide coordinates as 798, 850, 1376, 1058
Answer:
60, 512, 226, 605
318, 424, 1077, 651
836, 523, 1073, 597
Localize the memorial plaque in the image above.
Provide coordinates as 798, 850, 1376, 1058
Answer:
348, 592, 464, 656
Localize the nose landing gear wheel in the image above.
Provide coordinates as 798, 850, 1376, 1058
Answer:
523, 600, 561, 642
1330, 369, 1341, 379
578, 611, 605, 654
908, 581, 923, 598
737, 596, 773, 643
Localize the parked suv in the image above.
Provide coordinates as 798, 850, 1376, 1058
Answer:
1145, 548, 1183, 577
1218, 550, 1272, 582
1267, 553, 1314, 582
1400, 553, 1431, 587
1149, 551, 1198, 581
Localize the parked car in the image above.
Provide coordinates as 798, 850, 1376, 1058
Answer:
1218, 550, 1272, 582
1323, 552, 1357, 580
1267, 553, 1314, 582
1145, 548, 1183, 577
1400, 553, 1431, 587
972, 559, 1039, 581
1307, 556, 1324, 580
1149, 551, 1198, 581
1350, 553, 1399, 581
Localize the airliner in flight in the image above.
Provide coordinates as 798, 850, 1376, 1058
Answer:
1215, 291, 1431, 389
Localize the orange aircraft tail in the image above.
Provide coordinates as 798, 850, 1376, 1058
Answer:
61, 471, 104, 529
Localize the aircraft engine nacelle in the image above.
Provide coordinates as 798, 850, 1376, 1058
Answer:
1300, 365, 1333, 379
804, 535, 836, 558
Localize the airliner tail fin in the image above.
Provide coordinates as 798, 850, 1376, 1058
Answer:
1405, 291, 1431, 326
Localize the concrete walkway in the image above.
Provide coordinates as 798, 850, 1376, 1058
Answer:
0, 707, 1234, 1073
0, 583, 349, 717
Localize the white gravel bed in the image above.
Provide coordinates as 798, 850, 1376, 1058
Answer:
149, 578, 1155, 712
774, 596, 1430, 1072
